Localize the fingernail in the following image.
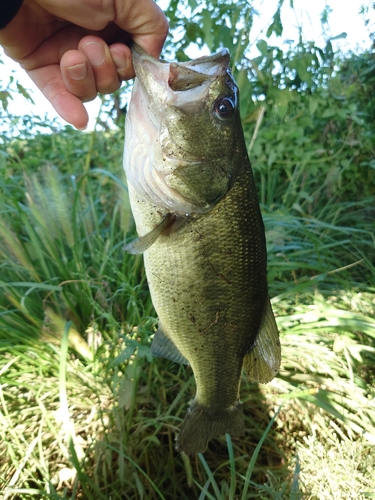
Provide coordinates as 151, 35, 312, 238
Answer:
111, 48, 128, 72
83, 42, 106, 66
67, 62, 87, 81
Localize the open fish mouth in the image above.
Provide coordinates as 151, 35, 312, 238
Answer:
133, 44, 230, 91
124, 45, 239, 215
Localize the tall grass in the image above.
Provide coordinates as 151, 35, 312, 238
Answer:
0, 127, 374, 498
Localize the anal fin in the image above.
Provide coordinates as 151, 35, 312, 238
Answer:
151, 322, 189, 365
243, 295, 281, 383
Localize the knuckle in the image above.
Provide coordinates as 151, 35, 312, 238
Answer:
97, 78, 121, 95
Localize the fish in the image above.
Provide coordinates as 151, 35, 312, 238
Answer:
123, 44, 281, 455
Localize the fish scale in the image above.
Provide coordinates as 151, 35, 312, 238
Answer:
124, 45, 281, 455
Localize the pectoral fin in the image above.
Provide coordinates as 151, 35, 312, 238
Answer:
243, 296, 281, 383
125, 214, 173, 254
151, 322, 189, 365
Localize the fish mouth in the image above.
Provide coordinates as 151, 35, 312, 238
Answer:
132, 43, 230, 93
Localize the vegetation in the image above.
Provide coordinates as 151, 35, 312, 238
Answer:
0, 1, 374, 498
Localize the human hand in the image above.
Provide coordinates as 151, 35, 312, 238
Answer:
0, 0, 169, 129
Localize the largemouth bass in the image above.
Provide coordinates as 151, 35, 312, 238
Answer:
124, 45, 281, 455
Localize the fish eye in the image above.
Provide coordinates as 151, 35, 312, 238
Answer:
213, 97, 235, 120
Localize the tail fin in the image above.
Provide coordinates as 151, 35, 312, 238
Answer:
176, 400, 244, 455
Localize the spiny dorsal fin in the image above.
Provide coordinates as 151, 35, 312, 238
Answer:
243, 296, 281, 383
125, 214, 173, 254
151, 322, 189, 365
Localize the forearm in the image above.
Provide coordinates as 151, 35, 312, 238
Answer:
0, 0, 24, 29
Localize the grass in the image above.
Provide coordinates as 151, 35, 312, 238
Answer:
297, 433, 375, 498
0, 126, 374, 499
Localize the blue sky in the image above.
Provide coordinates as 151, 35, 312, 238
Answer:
1, 0, 373, 131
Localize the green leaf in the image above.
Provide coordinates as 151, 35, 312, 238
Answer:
309, 97, 319, 115
256, 39, 268, 56
110, 344, 136, 367
16, 83, 34, 103
266, 7, 283, 37
274, 88, 291, 119
188, 0, 198, 11
202, 9, 213, 50
0, 149, 8, 169
330, 32, 347, 41
0, 90, 12, 111
295, 56, 313, 85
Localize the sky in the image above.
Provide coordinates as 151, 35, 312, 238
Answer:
0, 0, 373, 131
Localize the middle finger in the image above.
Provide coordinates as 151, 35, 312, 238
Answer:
79, 35, 121, 95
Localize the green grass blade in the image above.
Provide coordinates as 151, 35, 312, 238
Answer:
226, 433, 237, 500
240, 405, 283, 500
198, 453, 223, 499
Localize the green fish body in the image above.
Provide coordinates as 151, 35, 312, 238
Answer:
124, 45, 281, 455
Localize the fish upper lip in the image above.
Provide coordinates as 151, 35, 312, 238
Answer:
132, 43, 230, 78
